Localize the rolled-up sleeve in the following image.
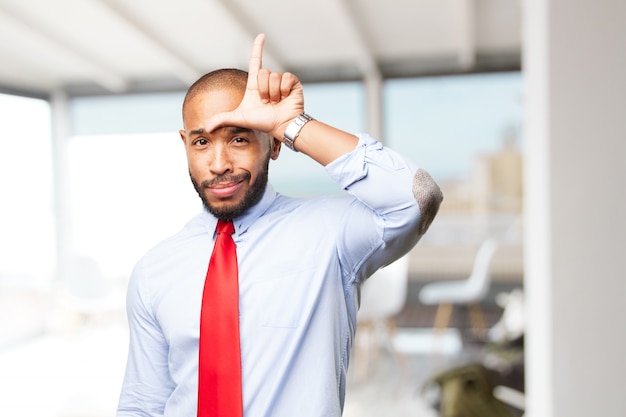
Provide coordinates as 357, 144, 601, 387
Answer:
326, 134, 443, 280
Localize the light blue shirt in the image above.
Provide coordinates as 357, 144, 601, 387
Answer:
117, 134, 434, 417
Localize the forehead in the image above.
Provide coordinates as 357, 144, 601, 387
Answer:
183, 87, 244, 127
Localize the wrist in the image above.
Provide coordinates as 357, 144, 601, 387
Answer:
282, 113, 314, 152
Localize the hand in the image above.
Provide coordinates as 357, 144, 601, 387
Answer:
204, 34, 304, 138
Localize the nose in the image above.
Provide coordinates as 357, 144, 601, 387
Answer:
208, 143, 233, 175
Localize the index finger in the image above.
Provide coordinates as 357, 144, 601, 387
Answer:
248, 33, 266, 79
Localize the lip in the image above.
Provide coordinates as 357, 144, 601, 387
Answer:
207, 181, 243, 198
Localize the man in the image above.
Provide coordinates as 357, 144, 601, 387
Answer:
117, 34, 442, 416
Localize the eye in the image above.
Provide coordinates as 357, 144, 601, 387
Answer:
193, 138, 208, 147
232, 136, 249, 145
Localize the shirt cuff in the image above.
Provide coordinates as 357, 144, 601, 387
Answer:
325, 134, 382, 189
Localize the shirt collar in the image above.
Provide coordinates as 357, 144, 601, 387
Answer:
201, 183, 278, 238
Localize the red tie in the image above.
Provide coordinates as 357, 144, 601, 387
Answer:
198, 219, 243, 417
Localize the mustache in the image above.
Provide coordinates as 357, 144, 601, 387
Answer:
200, 172, 251, 188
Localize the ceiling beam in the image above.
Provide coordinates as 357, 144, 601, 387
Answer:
0, 2, 127, 93
96, 0, 203, 86
211, 0, 286, 72
0, 84, 49, 100
336, 0, 381, 79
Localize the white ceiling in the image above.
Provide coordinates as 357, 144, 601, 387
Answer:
0, 0, 521, 98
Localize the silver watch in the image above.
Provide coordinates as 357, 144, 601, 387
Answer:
282, 113, 313, 152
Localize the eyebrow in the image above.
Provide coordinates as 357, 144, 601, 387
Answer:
189, 128, 205, 136
189, 126, 253, 136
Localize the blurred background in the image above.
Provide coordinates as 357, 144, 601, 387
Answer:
0, 1, 624, 416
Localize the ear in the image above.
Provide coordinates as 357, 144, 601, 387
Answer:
270, 137, 282, 160
179, 129, 187, 144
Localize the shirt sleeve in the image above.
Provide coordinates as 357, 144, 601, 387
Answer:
117, 260, 175, 417
325, 134, 443, 282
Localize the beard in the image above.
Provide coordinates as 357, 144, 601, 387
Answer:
190, 158, 270, 220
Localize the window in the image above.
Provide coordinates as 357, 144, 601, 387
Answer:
67, 132, 200, 279
0, 94, 54, 289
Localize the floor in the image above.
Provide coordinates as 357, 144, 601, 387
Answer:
0, 288, 518, 417
345, 327, 470, 417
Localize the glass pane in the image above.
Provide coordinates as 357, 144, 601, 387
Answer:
385, 72, 524, 239
0, 93, 54, 347
270, 81, 365, 197
67, 132, 201, 280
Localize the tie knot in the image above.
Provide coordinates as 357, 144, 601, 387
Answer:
216, 219, 235, 235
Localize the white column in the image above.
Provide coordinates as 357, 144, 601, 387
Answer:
364, 72, 383, 142
524, 1, 626, 416
458, 0, 476, 70
50, 90, 74, 282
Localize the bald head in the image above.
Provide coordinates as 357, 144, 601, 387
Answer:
182, 68, 248, 118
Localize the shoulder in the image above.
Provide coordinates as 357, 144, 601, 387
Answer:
269, 192, 358, 222
132, 211, 211, 276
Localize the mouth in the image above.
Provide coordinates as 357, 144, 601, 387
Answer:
205, 179, 245, 199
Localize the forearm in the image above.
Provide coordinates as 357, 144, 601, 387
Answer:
276, 118, 359, 166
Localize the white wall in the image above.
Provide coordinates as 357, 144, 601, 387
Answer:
524, 1, 626, 416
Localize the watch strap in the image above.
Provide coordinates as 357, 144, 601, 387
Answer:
282, 113, 313, 152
